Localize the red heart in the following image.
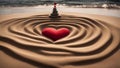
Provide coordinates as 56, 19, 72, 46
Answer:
42, 27, 70, 41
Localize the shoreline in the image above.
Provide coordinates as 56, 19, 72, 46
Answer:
0, 6, 120, 17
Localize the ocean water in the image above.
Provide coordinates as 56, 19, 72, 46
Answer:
0, 5, 120, 17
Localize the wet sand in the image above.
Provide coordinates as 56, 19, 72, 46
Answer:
0, 12, 120, 68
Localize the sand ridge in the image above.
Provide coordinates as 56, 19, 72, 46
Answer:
0, 14, 120, 68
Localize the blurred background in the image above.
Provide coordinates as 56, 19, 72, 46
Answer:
0, 0, 120, 17
0, 0, 120, 8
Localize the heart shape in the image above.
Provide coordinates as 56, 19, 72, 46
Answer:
42, 27, 70, 41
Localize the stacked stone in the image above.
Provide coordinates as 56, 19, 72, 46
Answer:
49, 2, 61, 18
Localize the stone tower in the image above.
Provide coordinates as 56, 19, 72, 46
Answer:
49, 2, 61, 18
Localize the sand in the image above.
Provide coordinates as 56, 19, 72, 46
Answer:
0, 12, 120, 68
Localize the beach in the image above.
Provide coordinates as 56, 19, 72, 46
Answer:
0, 7, 120, 68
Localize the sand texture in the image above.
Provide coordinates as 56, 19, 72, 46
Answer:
0, 13, 120, 68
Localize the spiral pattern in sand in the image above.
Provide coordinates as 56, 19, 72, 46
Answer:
0, 15, 119, 68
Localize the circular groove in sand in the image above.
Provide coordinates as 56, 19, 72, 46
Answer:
0, 15, 119, 67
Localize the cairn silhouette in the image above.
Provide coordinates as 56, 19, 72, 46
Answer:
49, 2, 61, 18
